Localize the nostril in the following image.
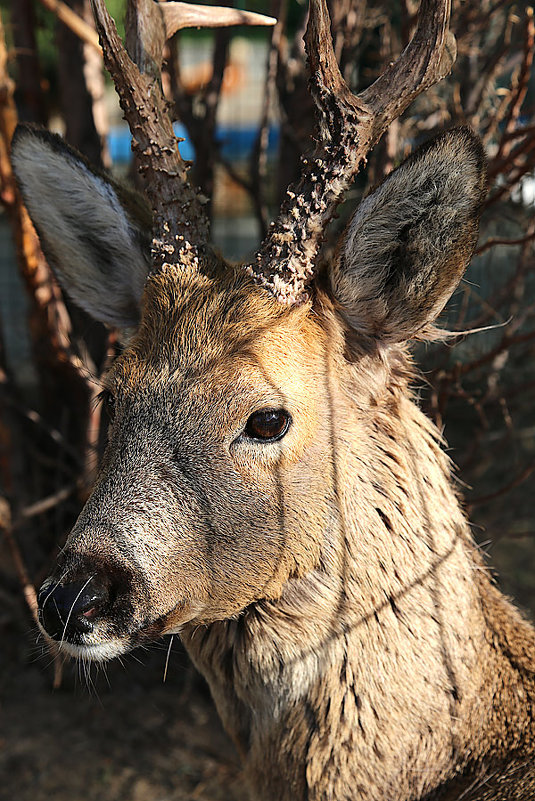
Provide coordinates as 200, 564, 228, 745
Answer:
38, 576, 110, 641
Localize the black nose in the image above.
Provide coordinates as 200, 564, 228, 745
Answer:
38, 577, 109, 641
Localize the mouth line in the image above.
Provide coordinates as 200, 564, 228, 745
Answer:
38, 601, 195, 661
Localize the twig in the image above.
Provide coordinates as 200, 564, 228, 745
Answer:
467, 462, 535, 509
501, 123, 535, 142
493, 7, 535, 164
0, 497, 64, 688
504, 530, 535, 540
14, 483, 77, 525
485, 151, 535, 207
0, 393, 84, 467
487, 129, 535, 181
458, 330, 535, 376
36, 0, 101, 53
467, 224, 535, 329
475, 230, 535, 256
218, 155, 253, 193
465, 27, 512, 124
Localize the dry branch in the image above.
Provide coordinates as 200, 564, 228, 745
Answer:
167, 24, 231, 218
15, 484, 78, 524
467, 462, 535, 509
493, 7, 535, 165
475, 231, 535, 256
0, 14, 91, 452
0, 484, 63, 687
9, 0, 48, 124
37, 0, 101, 51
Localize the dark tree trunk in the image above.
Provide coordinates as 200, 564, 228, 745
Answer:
57, 0, 103, 167
9, 0, 48, 125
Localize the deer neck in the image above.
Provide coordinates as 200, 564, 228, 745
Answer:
181, 358, 535, 800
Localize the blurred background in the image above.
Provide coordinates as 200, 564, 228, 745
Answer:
0, 0, 534, 798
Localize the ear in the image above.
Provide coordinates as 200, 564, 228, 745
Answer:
11, 124, 152, 328
329, 128, 487, 344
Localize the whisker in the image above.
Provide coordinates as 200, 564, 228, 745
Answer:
60, 574, 95, 647
163, 635, 174, 683
41, 566, 70, 613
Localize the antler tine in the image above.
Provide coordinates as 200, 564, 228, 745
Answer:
160, 2, 276, 38
91, 0, 209, 272
248, 0, 456, 304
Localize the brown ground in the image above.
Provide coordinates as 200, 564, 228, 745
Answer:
0, 629, 246, 801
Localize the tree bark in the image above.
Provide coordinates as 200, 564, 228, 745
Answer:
57, 0, 103, 166
9, 0, 48, 125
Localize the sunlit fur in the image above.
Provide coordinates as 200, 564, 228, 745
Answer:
12, 125, 535, 801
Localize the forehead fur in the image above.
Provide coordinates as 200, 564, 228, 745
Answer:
114, 262, 324, 386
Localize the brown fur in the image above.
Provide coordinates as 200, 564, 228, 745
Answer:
11, 125, 535, 799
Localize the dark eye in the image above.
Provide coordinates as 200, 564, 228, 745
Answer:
243, 409, 291, 442
101, 390, 115, 422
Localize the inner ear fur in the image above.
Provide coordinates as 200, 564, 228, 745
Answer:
11, 124, 152, 329
329, 127, 487, 345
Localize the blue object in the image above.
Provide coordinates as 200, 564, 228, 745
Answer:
107, 122, 280, 165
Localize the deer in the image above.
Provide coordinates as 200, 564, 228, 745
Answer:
10, 0, 535, 798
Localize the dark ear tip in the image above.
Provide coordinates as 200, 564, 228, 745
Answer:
11, 125, 61, 184
405, 126, 488, 212
430, 126, 487, 187
11, 123, 83, 168
11, 122, 34, 150
12, 122, 50, 148
444, 125, 486, 166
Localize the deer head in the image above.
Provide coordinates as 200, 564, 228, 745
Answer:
11, 0, 486, 661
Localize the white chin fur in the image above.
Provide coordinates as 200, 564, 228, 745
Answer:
57, 639, 131, 662
38, 621, 130, 662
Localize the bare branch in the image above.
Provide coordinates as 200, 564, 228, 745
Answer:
0, 497, 64, 688
14, 484, 78, 524
475, 230, 535, 256
37, 0, 101, 52
467, 462, 535, 509
458, 330, 535, 377
249, 0, 286, 238
93, 0, 276, 269
493, 7, 534, 165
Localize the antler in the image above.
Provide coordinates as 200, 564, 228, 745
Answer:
248, 0, 456, 304
90, 0, 275, 272
160, 2, 276, 38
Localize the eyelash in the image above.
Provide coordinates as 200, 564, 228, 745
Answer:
95, 389, 115, 419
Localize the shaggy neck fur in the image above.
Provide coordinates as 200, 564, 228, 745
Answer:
182, 342, 535, 801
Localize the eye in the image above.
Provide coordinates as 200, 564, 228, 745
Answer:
243, 409, 291, 442
99, 390, 115, 422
